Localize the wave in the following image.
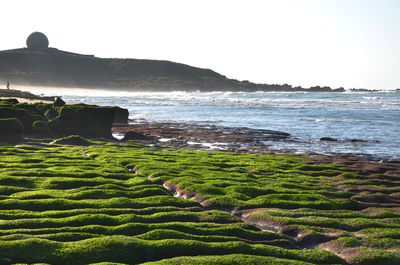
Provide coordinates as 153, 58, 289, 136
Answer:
304, 118, 327, 122
14, 87, 398, 159
129, 113, 152, 120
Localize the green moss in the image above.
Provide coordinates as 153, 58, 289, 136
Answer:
141, 254, 317, 265
44, 108, 59, 120
0, 144, 398, 264
0, 98, 19, 105
56, 105, 116, 138
36, 103, 54, 117
0, 236, 344, 265
0, 106, 41, 134
33, 120, 53, 137
51, 135, 94, 146
349, 248, 400, 265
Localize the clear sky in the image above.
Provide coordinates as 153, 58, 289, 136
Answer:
1, 0, 399, 90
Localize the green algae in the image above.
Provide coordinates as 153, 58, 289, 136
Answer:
140, 254, 320, 265
0, 143, 398, 264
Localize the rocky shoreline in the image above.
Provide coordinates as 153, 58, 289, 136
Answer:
112, 120, 397, 162
112, 120, 293, 153
112, 120, 400, 185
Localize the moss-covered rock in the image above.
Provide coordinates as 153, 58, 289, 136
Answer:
16, 103, 39, 113
48, 118, 63, 136
0, 106, 42, 134
33, 120, 53, 137
36, 103, 54, 117
0, 118, 24, 143
51, 135, 93, 146
0, 98, 19, 105
44, 108, 59, 120
0, 100, 127, 138
122, 131, 153, 141
55, 104, 116, 138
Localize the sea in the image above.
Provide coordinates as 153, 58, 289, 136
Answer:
31, 88, 400, 160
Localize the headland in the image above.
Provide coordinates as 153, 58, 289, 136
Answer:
0, 32, 360, 92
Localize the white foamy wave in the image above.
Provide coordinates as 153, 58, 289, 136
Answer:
304, 118, 327, 122
129, 113, 152, 120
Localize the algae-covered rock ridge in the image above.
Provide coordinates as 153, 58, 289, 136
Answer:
0, 97, 128, 143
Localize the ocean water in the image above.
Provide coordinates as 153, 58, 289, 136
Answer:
34, 88, 400, 159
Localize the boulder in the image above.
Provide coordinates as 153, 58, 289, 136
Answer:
122, 131, 153, 141
55, 104, 116, 138
319, 137, 338, 142
0, 100, 124, 139
349, 139, 367, 143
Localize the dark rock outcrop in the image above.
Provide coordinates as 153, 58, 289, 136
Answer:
122, 131, 153, 141
349, 139, 367, 143
54, 105, 116, 138
0, 103, 42, 134
0, 98, 129, 139
319, 137, 338, 142
0, 118, 24, 143
113, 107, 129, 124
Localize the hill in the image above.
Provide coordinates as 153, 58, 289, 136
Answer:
0, 46, 345, 92
0, 47, 248, 91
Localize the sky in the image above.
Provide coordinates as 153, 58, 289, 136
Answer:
0, 0, 399, 90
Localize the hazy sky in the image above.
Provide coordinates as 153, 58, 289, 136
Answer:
1, 0, 399, 90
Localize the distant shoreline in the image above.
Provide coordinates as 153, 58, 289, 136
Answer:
5, 83, 397, 94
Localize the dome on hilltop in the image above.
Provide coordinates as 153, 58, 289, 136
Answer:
26, 32, 49, 50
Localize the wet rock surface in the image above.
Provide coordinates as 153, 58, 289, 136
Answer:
113, 120, 292, 152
